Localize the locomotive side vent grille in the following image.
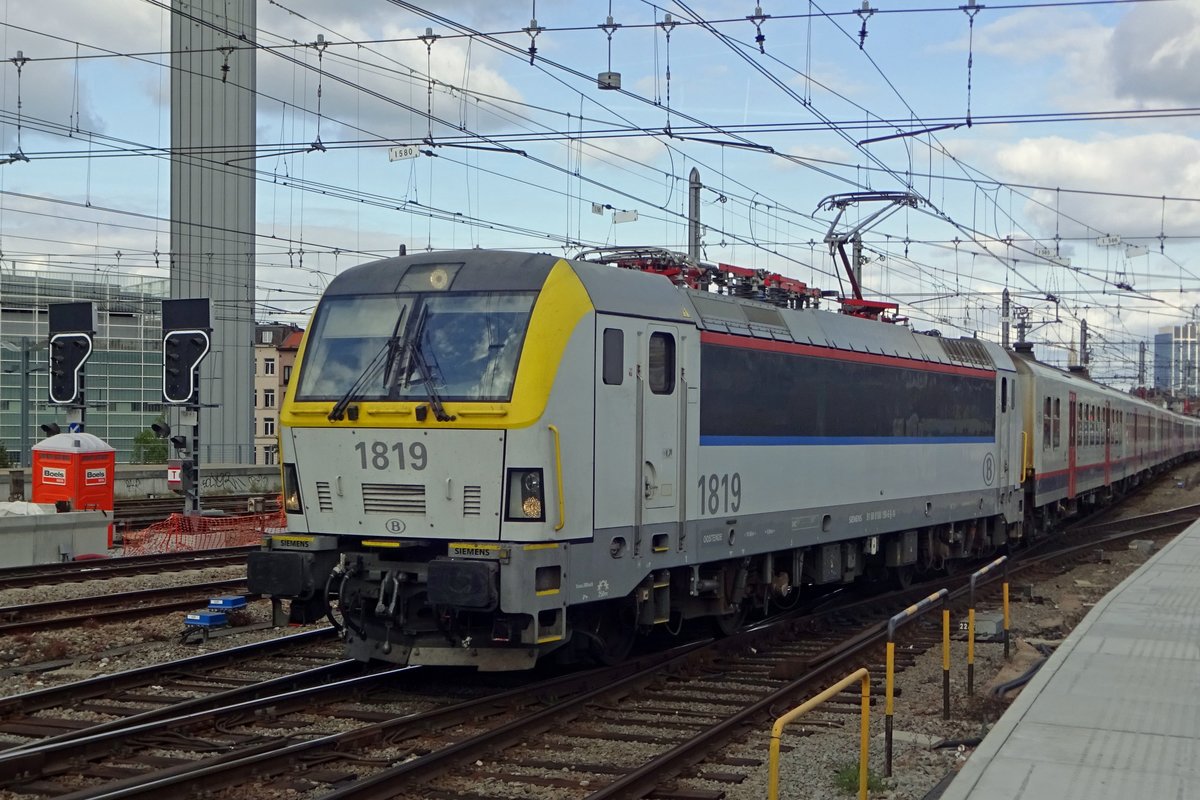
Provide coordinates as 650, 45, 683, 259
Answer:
463, 485, 482, 517
940, 338, 993, 369
315, 481, 333, 513
361, 483, 426, 515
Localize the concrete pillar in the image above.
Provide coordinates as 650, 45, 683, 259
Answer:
170, 0, 257, 464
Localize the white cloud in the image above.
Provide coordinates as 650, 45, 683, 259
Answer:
1109, 1, 1200, 104
993, 133, 1200, 237
252, 12, 526, 145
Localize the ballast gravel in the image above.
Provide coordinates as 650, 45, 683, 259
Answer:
0, 563, 330, 697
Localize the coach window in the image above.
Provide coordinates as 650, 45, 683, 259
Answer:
1001, 378, 1007, 413
1043, 397, 1052, 448
1053, 398, 1061, 447
603, 328, 624, 385
648, 332, 676, 394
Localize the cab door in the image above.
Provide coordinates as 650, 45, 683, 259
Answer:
998, 375, 1011, 485
639, 325, 680, 522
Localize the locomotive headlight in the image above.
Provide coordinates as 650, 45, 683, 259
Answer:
283, 463, 303, 514
505, 468, 545, 521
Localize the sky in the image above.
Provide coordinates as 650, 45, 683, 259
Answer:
0, 0, 1198, 387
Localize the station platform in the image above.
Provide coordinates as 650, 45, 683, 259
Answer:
939, 517, 1200, 799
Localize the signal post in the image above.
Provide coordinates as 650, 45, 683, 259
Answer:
156, 299, 212, 515
46, 302, 97, 435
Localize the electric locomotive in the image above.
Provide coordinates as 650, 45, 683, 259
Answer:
248, 247, 1192, 671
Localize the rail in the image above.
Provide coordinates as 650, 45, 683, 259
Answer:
768, 668, 871, 800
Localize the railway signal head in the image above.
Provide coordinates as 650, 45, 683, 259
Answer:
162, 330, 210, 404
48, 333, 93, 405
151, 421, 171, 439
40, 422, 61, 437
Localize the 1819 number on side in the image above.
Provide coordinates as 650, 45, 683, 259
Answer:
698, 472, 741, 515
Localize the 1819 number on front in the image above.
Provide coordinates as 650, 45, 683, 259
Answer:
354, 441, 428, 471
697, 472, 742, 515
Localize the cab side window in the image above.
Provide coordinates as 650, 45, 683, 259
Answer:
648, 332, 676, 395
602, 328, 624, 386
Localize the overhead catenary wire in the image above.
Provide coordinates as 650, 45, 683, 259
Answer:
1, 0, 1194, 375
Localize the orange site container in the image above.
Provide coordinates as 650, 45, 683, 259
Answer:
31, 432, 116, 548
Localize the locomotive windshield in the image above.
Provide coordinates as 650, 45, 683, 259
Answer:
296, 291, 537, 403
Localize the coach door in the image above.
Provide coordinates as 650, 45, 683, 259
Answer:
639, 326, 681, 524
1067, 392, 1077, 499
1103, 401, 1112, 486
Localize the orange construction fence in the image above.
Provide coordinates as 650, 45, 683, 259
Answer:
122, 508, 286, 556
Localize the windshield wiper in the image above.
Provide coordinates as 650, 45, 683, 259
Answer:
328, 306, 408, 421
380, 306, 410, 389
400, 304, 456, 422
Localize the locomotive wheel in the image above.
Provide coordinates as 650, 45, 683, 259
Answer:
712, 602, 748, 637
588, 597, 638, 665
893, 565, 915, 590
770, 587, 802, 612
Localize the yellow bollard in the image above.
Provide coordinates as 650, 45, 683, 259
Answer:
885, 640, 895, 776
967, 607, 976, 695
884, 588, 948, 777
768, 668, 871, 800
942, 607, 951, 719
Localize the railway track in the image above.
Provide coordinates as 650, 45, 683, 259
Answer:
0, 629, 343, 749
0, 547, 256, 592
0, 504, 1191, 799
0, 575, 955, 800
0, 578, 252, 636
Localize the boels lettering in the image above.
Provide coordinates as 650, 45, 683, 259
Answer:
42, 467, 67, 485
85, 468, 107, 485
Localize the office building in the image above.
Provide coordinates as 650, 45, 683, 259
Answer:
0, 267, 168, 466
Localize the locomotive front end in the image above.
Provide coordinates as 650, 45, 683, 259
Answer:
249, 251, 594, 670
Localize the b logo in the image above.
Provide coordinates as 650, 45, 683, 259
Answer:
385, 519, 406, 534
